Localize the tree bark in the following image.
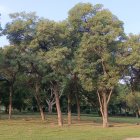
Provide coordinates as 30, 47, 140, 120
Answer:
75, 93, 81, 121
97, 90, 112, 128
136, 108, 140, 118
119, 106, 122, 115
5, 106, 8, 113
35, 82, 45, 121
102, 92, 108, 128
48, 102, 53, 114
138, 109, 140, 116
68, 94, 72, 125
9, 85, 13, 120
136, 111, 139, 118
53, 82, 63, 126
47, 101, 56, 114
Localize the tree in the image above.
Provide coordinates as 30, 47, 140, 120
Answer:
0, 81, 9, 113
33, 18, 73, 125
67, 3, 104, 122
20, 48, 47, 120
43, 82, 56, 114
75, 9, 124, 127
45, 47, 71, 126
0, 45, 20, 119
118, 34, 140, 117
2, 12, 47, 120
12, 80, 30, 112
126, 92, 140, 117
113, 84, 129, 116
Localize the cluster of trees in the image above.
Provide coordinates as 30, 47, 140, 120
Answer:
0, 3, 140, 128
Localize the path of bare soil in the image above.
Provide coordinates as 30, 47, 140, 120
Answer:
125, 138, 140, 140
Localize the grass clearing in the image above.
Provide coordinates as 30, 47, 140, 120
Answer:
0, 113, 140, 140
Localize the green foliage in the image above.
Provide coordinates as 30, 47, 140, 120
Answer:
118, 34, 140, 68
75, 9, 124, 92
117, 34, 140, 114
3, 12, 38, 45
126, 92, 140, 111
0, 45, 20, 83
115, 84, 130, 104
46, 47, 70, 72
68, 3, 103, 29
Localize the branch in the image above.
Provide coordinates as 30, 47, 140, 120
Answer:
107, 87, 113, 105
52, 101, 56, 106
97, 90, 104, 116
101, 58, 107, 75
51, 97, 55, 103
46, 99, 50, 105
59, 88, 64, 98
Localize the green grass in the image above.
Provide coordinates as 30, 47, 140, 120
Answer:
0, 113, 140, 140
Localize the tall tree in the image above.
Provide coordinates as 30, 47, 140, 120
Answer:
75, 9, 124, 127
118, 34, 140, 117
67, 3, 104, 121
2, 12, 47, 120
45, 47, 71, 126
0, 45, 20, 119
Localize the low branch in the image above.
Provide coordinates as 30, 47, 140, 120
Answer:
107, 87, 113, 105
97, 90, 104, 116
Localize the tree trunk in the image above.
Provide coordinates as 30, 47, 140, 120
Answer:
102, 92, 108, 128
119, 106, 122, 115
5, 106, 8, 113
75, 93, 80, 121
35, 83, 45, 121
68, 94, 72, 125
53, 83, 63, 126
48, 102, 53, 114
136, 111, 139, 118
97, 91, 110, 128
136, 108, 140, 118
37, 98, 45, 121
9, 85, 13, 120
138, 109, 140, 117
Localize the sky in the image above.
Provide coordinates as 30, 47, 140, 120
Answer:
0, 0, 140, 47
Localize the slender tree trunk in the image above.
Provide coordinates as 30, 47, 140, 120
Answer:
35, 83, 45, 121
48, 102, 53, 114
119, 106, 122, 115
5, 106, 8, 113
46, 100, 55, 114
75, 93, 81, 121
136, 107, 140, 118
136, 111, 139, 118
68, 94, 72, 125
0, 98, 1, 119
53, 83, 63, 126
36, 97, 45, 121
102, 92, 108, 128
9, 85, 13, 120
97, 90, 112, 128
125, 108, 127, 116
138, 108, 140, 117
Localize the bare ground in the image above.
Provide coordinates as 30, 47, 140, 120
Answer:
125, 138, 140, 140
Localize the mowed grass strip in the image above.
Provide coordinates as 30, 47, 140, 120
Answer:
0, 113, 139, 140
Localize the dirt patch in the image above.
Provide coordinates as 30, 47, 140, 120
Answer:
125, 138, 140, 140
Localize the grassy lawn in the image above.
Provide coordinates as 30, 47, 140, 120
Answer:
0, 113, 140, 140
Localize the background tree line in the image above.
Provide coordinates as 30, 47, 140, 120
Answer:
0, 3, 140, 128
